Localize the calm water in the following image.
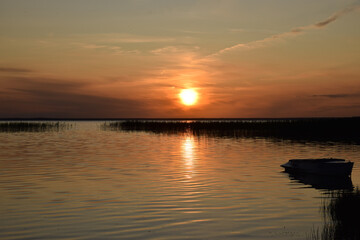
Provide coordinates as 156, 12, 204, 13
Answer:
1, 121, 360, 239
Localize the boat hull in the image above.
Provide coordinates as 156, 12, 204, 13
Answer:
281, 159, 354, 176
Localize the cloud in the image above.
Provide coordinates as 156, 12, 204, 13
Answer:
0, 76, 157, 118
229, 28, 277, 34
42, 33, 177, 56
211, 5, 360, 57
7, 88, 152, 118
77, 34, 176, 54
4, 76, 87, 91
151, 46, 183, 55
213, 31, 299, 55
312, 93, 360, 99
79, 43, 141, 55
314, 5, 360, 28
68, 33, 176, 44
0, 67, 33, 73
150, 46, 200, 57
106, 36, 175, 43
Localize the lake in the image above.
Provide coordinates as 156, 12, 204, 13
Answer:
1, 121, 359, 239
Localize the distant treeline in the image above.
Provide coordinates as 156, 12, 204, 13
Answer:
103, 118, 360, 144
0, 122, 71, 132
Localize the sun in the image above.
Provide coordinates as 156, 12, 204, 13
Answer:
179, 89, 198, 106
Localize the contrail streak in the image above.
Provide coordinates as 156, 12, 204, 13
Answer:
210, 5, 360, 57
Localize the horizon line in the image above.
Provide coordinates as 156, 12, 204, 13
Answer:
1, 117, 359, 121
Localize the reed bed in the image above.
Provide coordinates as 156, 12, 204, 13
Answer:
308, 188, 360, 240
103, 118, 360, 143
0, 121, 71, 132
324, 188, 360, 240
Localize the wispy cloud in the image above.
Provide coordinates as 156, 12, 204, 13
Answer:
212, 5, 360, 57
229, 28, 277, 34
73, 34, 182, 55
312, 93, 360, 99
0, 67, 33, 73
68, 33, 176, 44
0, 76, 155, 118
314, 6, 359, 28
106, 36, 175, 43
79, 43, 140, 55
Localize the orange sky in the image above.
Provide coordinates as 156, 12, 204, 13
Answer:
0, 1, 359, 118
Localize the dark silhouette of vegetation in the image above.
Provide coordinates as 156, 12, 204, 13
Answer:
0, 121, 71, 132
102, 118, 360, 144
308, 188, 360, 240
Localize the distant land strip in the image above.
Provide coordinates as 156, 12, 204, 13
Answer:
1, 117, 359, 121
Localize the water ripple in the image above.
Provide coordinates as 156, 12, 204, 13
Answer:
1, 122, 359, 239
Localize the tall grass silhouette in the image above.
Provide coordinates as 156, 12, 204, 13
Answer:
308, 188, 360, 240
103, 118, 360, 143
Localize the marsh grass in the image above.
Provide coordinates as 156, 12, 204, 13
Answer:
0, 121, 71, 132
307, 188, 360, 240
102, 118, 360, 143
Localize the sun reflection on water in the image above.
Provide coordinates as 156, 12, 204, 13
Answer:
182, 137, 195, 178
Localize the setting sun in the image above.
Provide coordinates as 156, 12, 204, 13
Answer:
179, 89, 198, 106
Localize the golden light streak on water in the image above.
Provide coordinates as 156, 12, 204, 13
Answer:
182, 137, 195, 172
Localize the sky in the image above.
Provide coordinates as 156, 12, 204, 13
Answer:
1, 0, 359, 118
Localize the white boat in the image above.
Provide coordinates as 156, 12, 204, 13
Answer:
281, 158, 354, 176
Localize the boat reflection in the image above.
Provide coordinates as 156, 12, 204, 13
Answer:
283, 171, 358, 239
284, 171, 353, 190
